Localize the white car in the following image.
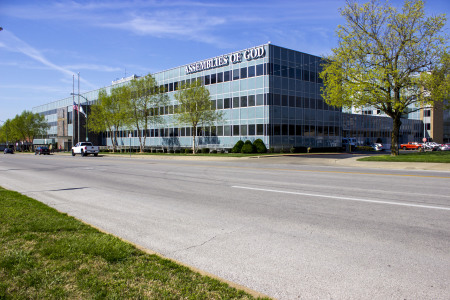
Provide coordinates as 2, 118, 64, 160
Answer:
371, 143, 384, 151
439, 144, 450, 151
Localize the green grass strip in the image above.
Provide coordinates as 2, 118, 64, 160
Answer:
0, 187, 269, 299
358, 151, 450, 163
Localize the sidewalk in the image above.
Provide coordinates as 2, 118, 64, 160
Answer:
333, 155, 450, 171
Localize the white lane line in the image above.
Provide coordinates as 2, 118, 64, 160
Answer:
232, 186, 450, 211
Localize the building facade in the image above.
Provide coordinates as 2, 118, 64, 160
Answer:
33, 44, 426, 151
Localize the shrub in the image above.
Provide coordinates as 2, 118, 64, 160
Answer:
211, 150, 217, 154
201, 148, 210, 154
290, 147, 295, 153
231, 140, 244, 153
184, 148, 192, 154
241, 140, 255, 154
269, 147, 275, 153
174, 149, 180, 153
169, 149, 174, 153
241, 143, 254, 153
253, 139, 267, 154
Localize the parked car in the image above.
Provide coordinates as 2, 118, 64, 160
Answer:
423, 142, 441, 150
439, 144, 450, 151
3, 148, 14, 154
371, 143, 384, 151
400, 142, 422, 150
35, 146, 51, 155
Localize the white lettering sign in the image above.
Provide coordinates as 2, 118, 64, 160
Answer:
185, 46, 266, 74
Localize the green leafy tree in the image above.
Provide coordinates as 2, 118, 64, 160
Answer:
0, 120, 16, 146
0, 111, 48, 150
174, 80, 223, 153
320, 0, 448, 156
88, 86, 129, 152
127, 74, 169, 152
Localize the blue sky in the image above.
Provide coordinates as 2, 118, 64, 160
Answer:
0, 0, 448, 122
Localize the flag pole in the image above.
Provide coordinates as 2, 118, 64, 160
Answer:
78, 72, 80, 143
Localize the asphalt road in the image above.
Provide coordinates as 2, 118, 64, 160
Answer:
1, 153, 449, 299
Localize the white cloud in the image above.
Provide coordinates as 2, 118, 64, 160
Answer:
0, 30, 96, 89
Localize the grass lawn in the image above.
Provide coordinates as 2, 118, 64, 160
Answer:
358, 151, 450, 163
0, 187, 268, 299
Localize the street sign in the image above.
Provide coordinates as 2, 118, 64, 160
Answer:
422, 138, 427, 143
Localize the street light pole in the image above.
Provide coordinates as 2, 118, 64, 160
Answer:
78, 72, 80, 143
71, 93, 89, 142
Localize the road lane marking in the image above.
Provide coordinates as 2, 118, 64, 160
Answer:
232, 186, 450, 211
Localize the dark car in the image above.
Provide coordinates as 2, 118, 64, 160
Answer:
35, 146, 51, 155
4, 148, 14, 154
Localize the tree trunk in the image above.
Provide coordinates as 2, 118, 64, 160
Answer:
390, 114, 402, 156
192, 125, 197, 153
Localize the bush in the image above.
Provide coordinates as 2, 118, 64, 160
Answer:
240, 140, 255, 154
201, 148, 210, 154
231, 140, 244, 153
253, 139, 267, 154
169, 149, 174, 153
184, 148, 192, 154
290, 147, 295, 153
269, 147, 275, 153
175, 149, 181, 153
211, 150, 217, 154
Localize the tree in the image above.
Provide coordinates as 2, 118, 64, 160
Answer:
88, 86, 129, 152
126, 74, 169, 153
0, 111, 48, 150
320, 0, 448, 156
174, 80, 223, 153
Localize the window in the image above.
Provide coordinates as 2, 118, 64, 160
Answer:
248, 95, 255, 106
288, 67, 295, 79
281, 65, 288, 77
224, 98, 231, 109
233, 97, 240, 108
241, 96, 247, 107
204, 75, 210, 85
233, 125, 240, 136
217, 126, 223, 136
248, 66, 255, 77
217, 72, 223, 83
210, 73, 216, 84
274, 124, 281, 135
217, 98, 223, 109
241, 125, 247, 136
256, 64, 264, 76
257, 124, 264, 135
282, 95, 288, 106
241, 67, 247, 79
249, 124, 255, 135
289, 96, 295, 107
224, 125, 231, 136
233, 69, 240, 80
224, 71, 231, 82
424, 110, 431, 117
256, 94, 264, 106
